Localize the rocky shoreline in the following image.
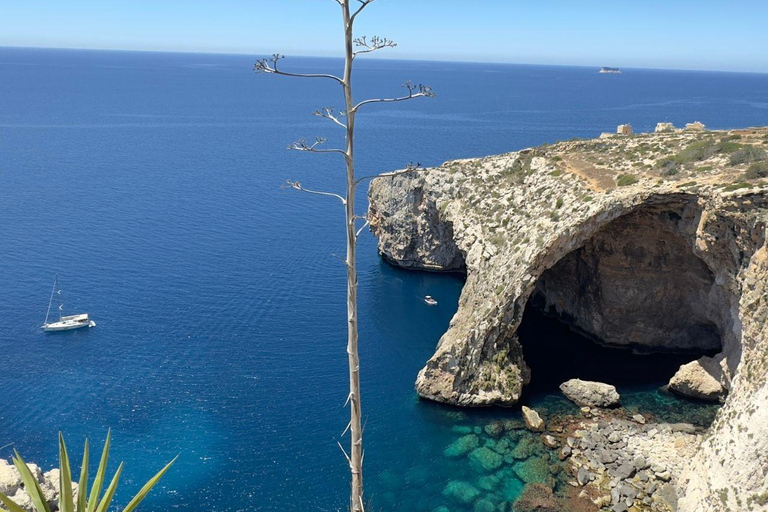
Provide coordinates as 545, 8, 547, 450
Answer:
431, 384, 716, 512
368, 126, 768, 510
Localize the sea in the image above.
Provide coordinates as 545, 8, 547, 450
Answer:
1, 47, 766, 511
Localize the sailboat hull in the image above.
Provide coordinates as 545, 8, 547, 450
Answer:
42, 314, 94, 332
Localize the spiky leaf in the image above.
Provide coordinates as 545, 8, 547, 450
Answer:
58, 433, 75, 512
12, 450, 51, 512
93, 463, 122, 512
0, 491, 28, 512
86, 430, 111, 512
77, 440, 89, 512
122, 456, 178, 512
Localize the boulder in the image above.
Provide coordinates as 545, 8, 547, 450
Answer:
10, 489, 33, 510
513, 483, 560, 512
668, 355, 727, 402
559, 379, 621, 408
542, 435, 558, 449
521, 406, 544, 432
0, 459, 22, 496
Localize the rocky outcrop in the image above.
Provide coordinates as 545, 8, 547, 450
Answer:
668, 355, 728, 402
369, 126, 768, 511
0, 459, 77, 511
560, 379, 621, 408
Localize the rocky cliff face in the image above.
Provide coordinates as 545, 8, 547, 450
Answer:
369, 127, 768, 511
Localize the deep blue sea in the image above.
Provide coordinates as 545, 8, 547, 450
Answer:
1, 47, 766, 511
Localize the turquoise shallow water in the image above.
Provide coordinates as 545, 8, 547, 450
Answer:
0, 47, 753, 510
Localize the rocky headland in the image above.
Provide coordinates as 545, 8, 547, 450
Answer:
369, 126, 768, 511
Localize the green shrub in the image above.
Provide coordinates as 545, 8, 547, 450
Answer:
656, 157, 681, 176
616, 174, 638, 186
730, 146, 766, 165
555, 198, 564, 209
671, 139, 744, 165
0, 431, 175, 512
743, 161, 768, 180
723, 182, 752, 192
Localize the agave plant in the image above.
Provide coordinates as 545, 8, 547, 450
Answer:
0, 431, 176, 512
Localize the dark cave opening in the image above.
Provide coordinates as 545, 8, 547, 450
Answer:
517, 296, 720, 396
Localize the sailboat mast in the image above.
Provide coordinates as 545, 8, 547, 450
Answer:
44, 275, 57, 325
56, 276, 63, 321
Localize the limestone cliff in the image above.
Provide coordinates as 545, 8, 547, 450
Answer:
369, 127, 768, 511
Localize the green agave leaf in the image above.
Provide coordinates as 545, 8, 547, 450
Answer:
93, 463, 122, 512
0, 491, 28, 512
58, 433, 75, 512
77, 440, 89, 512
122, 456, 178, 512
12, 450, 51, 512
86, 430, 111, 512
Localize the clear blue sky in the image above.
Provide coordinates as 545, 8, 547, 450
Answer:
1, 0, 767, 72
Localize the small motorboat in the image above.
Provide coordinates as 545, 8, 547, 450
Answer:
42, 275, 96, 332
424, 295, 438, 306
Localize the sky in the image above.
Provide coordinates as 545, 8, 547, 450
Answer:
1, 0, 767, 73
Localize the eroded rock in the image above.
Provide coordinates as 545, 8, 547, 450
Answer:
522, 406, 545, 432
669, 355, 728, 402
560, 379, 621, 408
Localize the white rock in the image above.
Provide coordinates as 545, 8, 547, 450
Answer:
560, 379, 621, 408
521, 405, 545, 432
0, 459, 22, 496
668, 355, 727, 402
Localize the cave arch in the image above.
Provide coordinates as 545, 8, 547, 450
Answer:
517, 197, 737, 397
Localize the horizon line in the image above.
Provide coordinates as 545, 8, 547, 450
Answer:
1, 44, 767, 76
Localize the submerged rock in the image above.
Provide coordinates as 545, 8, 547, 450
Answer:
476, 473, 500, 492
472, 498, 496, 512
521, 406, 545, 432
668, 355, 727, 402
511, 437, 540, 461
468, 447, 503, 472
443, 434, 480, 457
560, 379, 621, 408
513, 457, 552, 484
442, 480, 481, 504
483, 421, 504, 438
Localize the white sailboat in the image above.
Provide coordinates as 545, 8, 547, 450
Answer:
42, 275, 95, 332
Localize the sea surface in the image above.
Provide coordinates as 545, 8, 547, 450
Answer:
1, 48, 766, 511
